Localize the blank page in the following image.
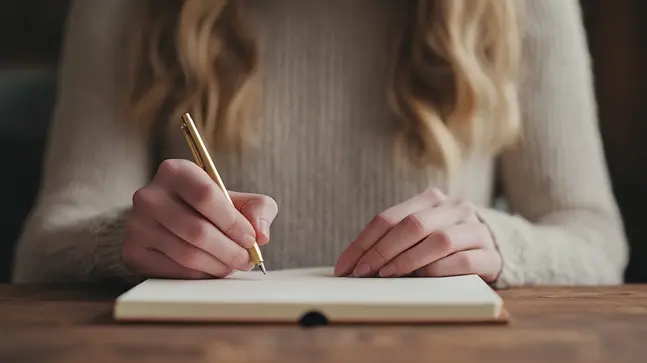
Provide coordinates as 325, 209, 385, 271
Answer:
117, 267, 502, 307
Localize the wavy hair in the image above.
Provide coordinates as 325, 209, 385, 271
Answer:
124, 0, 522, 175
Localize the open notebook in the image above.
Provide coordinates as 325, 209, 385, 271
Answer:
114, 267, 507, 324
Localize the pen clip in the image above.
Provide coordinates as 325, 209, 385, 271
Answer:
181, 123, 206, 170
180, 112, 234, 206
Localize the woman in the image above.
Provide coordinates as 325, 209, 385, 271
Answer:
12, 0, 628, 287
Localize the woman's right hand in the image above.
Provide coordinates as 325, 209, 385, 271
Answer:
123, 159, 278, 279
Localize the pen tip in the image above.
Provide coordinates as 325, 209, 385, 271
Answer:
259, 262, 267, 275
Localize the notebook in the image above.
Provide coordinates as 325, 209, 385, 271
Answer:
114, 267, 507, 324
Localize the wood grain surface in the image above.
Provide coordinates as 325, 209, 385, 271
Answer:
1, 284, 646, 363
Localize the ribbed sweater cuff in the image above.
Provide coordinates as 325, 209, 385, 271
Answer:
91, 208, 139, 283
474, 206, 525, 289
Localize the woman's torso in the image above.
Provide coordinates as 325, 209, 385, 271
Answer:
158, 0, 497, 269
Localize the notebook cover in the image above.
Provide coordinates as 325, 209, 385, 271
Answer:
114, 305, 509, 325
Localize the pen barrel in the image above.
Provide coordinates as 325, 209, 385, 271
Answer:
248, 243, 264, 264
181, 112, 266, 268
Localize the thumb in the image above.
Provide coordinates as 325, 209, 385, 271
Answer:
230, 192, 278, 245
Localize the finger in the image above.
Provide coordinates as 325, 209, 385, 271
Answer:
156, 236, 240, 278
123, 244, 211, 280
230, 192, 278, 245
463, 203, 479, 223
132, 186, 251, 270
131, 214, 239, 277
414, 249, 502, 283
353, 202, 475, 277
153, 159, 257, 248
377, 223, 490, 278
334, 187, 446, 276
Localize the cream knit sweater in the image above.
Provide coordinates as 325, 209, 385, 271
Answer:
12, 0, 629, 287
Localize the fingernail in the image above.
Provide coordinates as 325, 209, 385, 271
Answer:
337, 252, 357, 276
243, 234, 257, 248
334, 262, 350, 277
259, 219, 270, 242
353, 264, 371, 277
379, 265, 396, 277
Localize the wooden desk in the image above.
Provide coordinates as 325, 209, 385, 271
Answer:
1, 284, 646, 363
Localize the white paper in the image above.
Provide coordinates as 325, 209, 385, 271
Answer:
118, 267, 502, 307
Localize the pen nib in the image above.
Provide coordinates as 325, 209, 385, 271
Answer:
258, 262, 267, 275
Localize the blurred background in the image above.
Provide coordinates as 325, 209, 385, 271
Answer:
0, 0, 645, 283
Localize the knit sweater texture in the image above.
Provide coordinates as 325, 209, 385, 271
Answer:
12, 0, 629, 287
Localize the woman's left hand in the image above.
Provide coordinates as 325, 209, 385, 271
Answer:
334, 188, 502, 283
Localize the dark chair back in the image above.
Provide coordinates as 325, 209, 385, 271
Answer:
0, 68, 57, 282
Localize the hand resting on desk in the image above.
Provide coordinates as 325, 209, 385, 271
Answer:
335, 187, 502, 283
122, 159, 278, 279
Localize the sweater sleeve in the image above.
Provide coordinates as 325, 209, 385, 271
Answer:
12, 0, 150, 283
476, 0, 629, 288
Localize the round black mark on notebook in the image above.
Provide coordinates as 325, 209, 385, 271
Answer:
298, 311, 329, 327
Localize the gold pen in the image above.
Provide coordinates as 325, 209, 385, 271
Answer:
180, 112, 267, 274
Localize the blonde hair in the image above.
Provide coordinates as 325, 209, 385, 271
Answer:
125, 0, 521, 176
